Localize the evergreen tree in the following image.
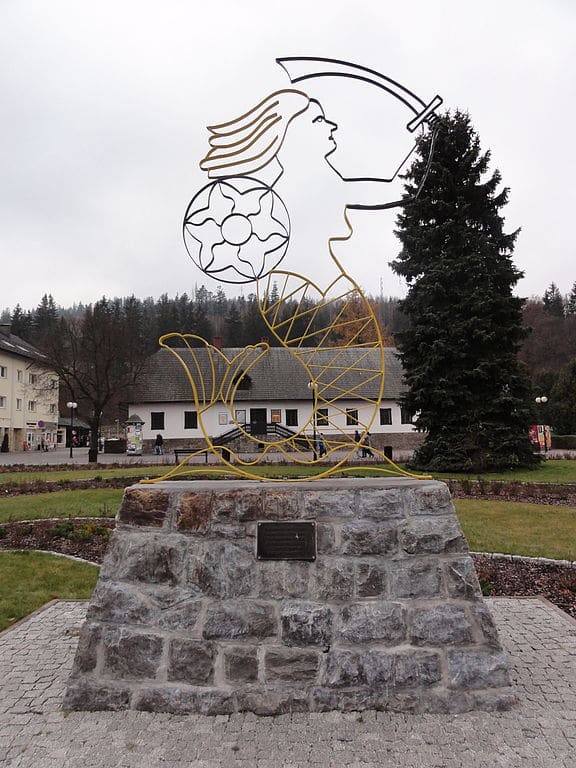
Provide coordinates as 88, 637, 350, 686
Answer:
392, 110, 538, 472
542, 282, 564, 317
551, 359, 576, 434
565, 282, 576, 316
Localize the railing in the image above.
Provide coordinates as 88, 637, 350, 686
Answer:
173, 423, 312, 463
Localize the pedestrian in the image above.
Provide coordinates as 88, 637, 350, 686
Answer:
354, 429, 362, 459
154, 434, 164, 455
318, 433, 327, 457
363, 432, 374, 458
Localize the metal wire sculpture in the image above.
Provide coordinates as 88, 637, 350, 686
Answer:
145, 58, 443, 483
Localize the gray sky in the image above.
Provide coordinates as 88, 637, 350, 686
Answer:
1, 0, 575, 313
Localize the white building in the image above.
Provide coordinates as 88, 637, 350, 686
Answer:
129, 345, 421, 454
0, 323, 60, 452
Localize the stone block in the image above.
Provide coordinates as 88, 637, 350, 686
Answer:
102, 629, 163, 680
86, 581, 154, 626
444, 556, 482, 599
311, 687, 375, 712
338, 602, 406, 644
355, 560, 387, 597
134, 686, 236, 715
156, 594, 202, 631
187, 544, 225, 596
101, 534, 186, 586
203, 600, 276, 640
468, 602, 501, 647
361, 650, 394, 686
410, 485, 453, 515
117, 488, 170, 528
221, 543, 255, 597
408, 604, 474, 646
340, 521, 397, 555
389, 559, 442, 599
280, 602, 333, 647
399, 516, 467, 555
262, 490, 302, 519
447, 649, 512, 689
167, 639, 215, 685
316, 522, 337, 554
176, 492, 212, 532
392, 651, 442, 688
223, 646, 259, 683
72, 623, 101, 673
312, 558, 354, 600
357, 488, 406, 520
236, 689, 309, 715
303, 490, 356, 520
323, 649, 365, 688
63, 679, 131, 711
264, 648, 319, 682
214, 489, 263, 522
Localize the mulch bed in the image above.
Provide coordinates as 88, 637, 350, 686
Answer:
1, 518, 575, 620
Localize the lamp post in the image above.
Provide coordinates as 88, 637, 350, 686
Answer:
66, 401, 77, 459
307, 380, 317, 461
535, 396, 549, 453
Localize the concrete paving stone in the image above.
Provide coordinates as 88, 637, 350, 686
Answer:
1, 598, 576, 767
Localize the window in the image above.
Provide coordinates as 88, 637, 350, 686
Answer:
184, 411, 198, 429
50, 379, 58, 389
17, 369, 23, 382
316, 408, 329, 426
346, 408, 359, 426
285, 409, 298, 427
271, 408, 282, 424
379, 408, 392, 426
28, 400, 36, 412
49, 404, 57, 414
0, 366, 6, 378
0, 396, 6, 408
150, 411, 164, 430
28, 373, 37, 385
16, 398, 22, 411
401, 407, 415, 425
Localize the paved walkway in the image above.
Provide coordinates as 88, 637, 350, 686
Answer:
1, 598, 575, 767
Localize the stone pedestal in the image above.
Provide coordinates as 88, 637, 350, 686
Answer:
64, 479, 515, 714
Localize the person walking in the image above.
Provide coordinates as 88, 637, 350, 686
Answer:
154, 434, 164, 455
363, 432, 374, 458
318, 433, 327, 458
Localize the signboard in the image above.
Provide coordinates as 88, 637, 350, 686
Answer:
257, 521, 316, 561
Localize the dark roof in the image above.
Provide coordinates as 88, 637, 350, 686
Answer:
0, 330, 45, 363
131, 346, 406, 403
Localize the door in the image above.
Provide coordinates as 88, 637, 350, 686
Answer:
249, 408, 267, 435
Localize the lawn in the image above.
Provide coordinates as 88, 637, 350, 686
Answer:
1, 459, 574, 485
454, 498, 576, 561
0, 489, 123, 524
0, 551, 99, 632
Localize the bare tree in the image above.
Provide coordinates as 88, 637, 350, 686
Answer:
40, 298, 148, 462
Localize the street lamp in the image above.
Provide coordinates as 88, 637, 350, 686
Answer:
66, 401, 77, 459
307, 380, 318, 461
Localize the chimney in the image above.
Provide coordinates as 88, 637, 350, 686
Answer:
212, 336, 223, 350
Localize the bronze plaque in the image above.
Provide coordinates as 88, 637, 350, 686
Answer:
257, 521, 316, 561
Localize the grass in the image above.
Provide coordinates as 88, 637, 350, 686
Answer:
1, 459, 575, 485
0, 551, 99, 632
454, 498, 576, 561
0, 465, 167, 484
0, 489, 123, 524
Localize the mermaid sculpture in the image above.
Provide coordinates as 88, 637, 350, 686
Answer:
152, 58, 442, 481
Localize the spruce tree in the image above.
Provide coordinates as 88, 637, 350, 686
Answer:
542, 282, 564, 317
392, 110, 538, 472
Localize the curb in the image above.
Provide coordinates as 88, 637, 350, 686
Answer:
471, 551, 576, 569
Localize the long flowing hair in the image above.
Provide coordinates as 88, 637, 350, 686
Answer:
200, 89, 309, 178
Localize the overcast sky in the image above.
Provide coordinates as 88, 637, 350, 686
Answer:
1, 0, 575, 314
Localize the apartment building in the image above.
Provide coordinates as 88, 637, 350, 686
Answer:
0, 323, 60, 452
